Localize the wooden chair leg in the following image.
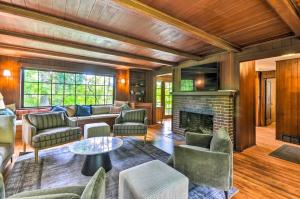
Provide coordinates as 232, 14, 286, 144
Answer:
144, 134, 147, 144
23, 143, 26, 152
224, 191, 229, 199
34, 149, 39, 163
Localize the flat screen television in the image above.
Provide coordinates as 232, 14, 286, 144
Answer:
180, 62, 220, 91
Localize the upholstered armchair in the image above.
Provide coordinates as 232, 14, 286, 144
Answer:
22, 111, 81, 163
0, 115, 15, 172
0, 167, 106, 199
169, 128, 233, 199
113, 109, 148, 143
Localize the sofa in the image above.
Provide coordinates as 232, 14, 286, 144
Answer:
0, 115, 15, 172
68, 105, 120, 130
0, 167, 106, 199
113, 109, 148, 143
22, 111, 81, 163
168, 128, 233, 199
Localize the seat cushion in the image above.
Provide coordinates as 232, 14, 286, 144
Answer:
91, 105, 112, 115
113, 122, 147, 136
28, 112, 66, 130
32, 127, 81, 149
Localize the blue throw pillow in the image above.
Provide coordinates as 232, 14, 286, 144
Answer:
76, 105, 91, 117
0, 108, 14, 116
51, 106, 67, 113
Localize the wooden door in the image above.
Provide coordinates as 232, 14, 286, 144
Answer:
237, 61, 256, 151
265, 79, 272, 125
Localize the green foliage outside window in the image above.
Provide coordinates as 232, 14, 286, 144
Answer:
164, 82, 172, 116
156, 81, 162, 107
181, 79, 194, 91
23, 69, 114, 107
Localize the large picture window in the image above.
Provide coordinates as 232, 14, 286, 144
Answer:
22, 69, 114, 107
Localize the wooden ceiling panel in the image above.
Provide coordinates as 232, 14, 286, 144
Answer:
1, 0, 213, 54
0, 34, 161, 67
0, 47, 138, 69
138, 0, 293, 47
0, 12, 187, 62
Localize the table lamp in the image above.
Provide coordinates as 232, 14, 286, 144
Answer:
0, 92, 5, 110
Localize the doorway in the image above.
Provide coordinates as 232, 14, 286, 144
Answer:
238, 53, 300, 150
155, 74, 173, 124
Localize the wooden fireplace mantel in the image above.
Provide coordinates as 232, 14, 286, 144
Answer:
172, 90, 237, 97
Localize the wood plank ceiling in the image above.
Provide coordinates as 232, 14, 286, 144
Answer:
0, 0, 298, 70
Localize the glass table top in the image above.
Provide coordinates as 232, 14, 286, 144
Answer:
69, 137, 123, 155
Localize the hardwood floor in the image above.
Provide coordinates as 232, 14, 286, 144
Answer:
4, 120, 300, 199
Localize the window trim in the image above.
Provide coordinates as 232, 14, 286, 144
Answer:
21, 68, 115, 108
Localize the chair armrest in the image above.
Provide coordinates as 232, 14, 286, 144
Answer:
186, 132, 212, 148
9, 186, 85, 198
115, 115, 122, 124
65, 116, 78, 127
174, 144, 232, 190
144, 117, 148, 125
22, 116, 37, 145
0, 115, 15, 144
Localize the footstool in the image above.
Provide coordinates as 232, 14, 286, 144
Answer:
84, 122, 110, 138
119, 160, 189, 199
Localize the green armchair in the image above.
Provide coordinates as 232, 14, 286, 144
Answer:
22, 111, 81, 163
0, 167, 106, 199
169, 128, 233, 199
113, 109, 148, 143
0, 115, 15, 172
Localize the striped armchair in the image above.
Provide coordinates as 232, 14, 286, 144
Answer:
113, 109, 148, 143
23, 111, 81, 163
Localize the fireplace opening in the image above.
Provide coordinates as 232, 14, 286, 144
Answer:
180, 111, 213, 134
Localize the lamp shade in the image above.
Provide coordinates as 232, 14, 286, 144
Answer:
0, 92, 5, 109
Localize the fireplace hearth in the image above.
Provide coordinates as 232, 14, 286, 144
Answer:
180, 110, 213, 134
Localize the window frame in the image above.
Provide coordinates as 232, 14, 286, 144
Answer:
21, 68, 115, 108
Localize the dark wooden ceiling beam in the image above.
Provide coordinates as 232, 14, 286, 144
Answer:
0, 2, 202, 60
113, 0, 241, 52
0, 43, 155, 69
267, 0, 300, 37
0, 29, 175, 66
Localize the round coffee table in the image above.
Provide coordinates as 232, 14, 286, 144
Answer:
69, 137, 123, 176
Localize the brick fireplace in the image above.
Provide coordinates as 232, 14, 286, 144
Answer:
172, 90, 237, 144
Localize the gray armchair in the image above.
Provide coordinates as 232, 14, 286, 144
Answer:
113, 109, 148, 143
0, 167, 106, 199
22, 111, 81, 163
169, 128, 233, 199
0, 115, 15, 172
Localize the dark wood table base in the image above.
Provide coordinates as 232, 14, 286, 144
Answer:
81, 152, 112, 176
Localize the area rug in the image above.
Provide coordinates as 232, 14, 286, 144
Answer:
5, 138, 238, 198
269, 144, 300, 164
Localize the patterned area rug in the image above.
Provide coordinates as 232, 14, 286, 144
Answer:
5, 138, 238, 198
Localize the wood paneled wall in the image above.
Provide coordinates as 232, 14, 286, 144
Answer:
115, 69, 130, 101
0, 57, 21, 107
236, 61, 256, 151
276, 58, 300, 143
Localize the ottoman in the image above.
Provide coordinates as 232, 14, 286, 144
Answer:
84, 122, 110, 138
119, 160, 189, 199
